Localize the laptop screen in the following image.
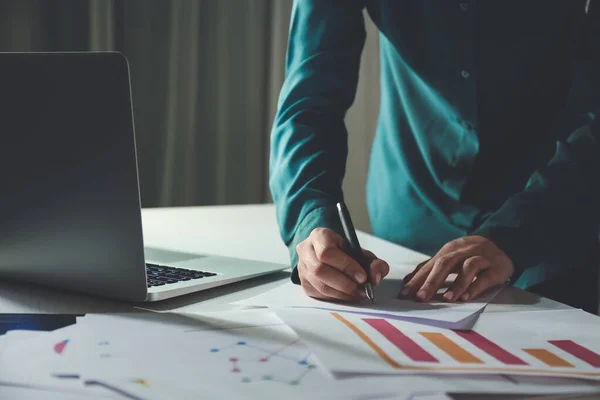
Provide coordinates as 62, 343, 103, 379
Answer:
0, 52, 134, 199
0, 52, 147, 301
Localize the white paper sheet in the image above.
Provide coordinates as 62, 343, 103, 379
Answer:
274, 308, 600, 381
232, 266, 502, 327
0, 330, 44, 348
0, 324, 84, 380
0, 325, 107, 397
77, 312, 586, 399
0, 383, 122, 400
1, 311, 412, 400
91, 310, 597, 398
73, 311, 412, 400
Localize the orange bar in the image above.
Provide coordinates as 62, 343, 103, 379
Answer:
420, 332, 483, 364
331, 312, 401, 368
523, 349, 574, 368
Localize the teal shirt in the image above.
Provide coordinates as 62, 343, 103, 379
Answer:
269, 0, 600, 289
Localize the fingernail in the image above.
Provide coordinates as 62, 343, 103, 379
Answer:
375, 273, 382, 285
354, 273, 366, 284
400, 287, 410, 297
358, 290, 367, 298
416, 290, 427, 300
443, 291, 454, 301
461, 293, 470, 301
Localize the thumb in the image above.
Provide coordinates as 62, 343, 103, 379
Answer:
369, 257, 390, 285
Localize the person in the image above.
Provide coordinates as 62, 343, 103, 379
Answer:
269, 0, 600, 314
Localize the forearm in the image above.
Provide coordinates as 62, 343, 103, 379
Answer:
269, 0, 366, 271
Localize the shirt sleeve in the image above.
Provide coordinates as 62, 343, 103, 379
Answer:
269, 0, 367, 283
473, 4, 600, 284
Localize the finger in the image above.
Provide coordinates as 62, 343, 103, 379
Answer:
362, 249, 377, 261
304, 272, 362, 301
301, 275, 338, 301
403, 259, 430, 284
311, 230, 367, 284
297, 261, 330, 300
368, 258, 390, 285
460, 269, 506, 301
360, 249, 390, 285
416, 251, 469, 301
300, 262, 357, 301
400, 258, 435, 298
443, 256, 491, 302
303, 243, 362, 297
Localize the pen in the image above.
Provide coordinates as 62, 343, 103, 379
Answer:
336, 201, 374, 302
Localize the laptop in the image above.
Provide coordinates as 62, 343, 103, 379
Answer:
0, 52, 287, 302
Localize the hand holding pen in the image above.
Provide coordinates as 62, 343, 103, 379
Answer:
294, 203, 390, 302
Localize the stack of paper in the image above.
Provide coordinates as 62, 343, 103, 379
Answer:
0, 310, 419, 399
1, 305, 600, 399
274, 308, 600, 379
229, 275, 600, 399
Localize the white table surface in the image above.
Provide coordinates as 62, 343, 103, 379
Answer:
0, 204, 569, 314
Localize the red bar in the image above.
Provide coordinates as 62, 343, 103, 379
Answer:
453, 330, 528, 365
549, 340, 600, 367
364, 319, 438, 363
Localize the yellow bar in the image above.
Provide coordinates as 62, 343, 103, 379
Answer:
420, 332, 483, 364
331, 313, 402, 368
523, 349, 574, 368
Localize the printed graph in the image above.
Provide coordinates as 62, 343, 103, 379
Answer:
332, 312, 600, 378
548, 340, 600, 367
209, 338, 317, 385
131, 378, 150, 388
53, 339, 69, 355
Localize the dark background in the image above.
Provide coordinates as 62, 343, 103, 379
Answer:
0, 0, 291, 209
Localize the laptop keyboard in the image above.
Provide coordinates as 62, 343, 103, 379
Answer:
146, 264, 217, 288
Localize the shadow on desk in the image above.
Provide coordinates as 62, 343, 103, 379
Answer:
0, 278, 135, 314
489, 287, 541, 306
0, 271, 291, 314
1, 271, 573, 316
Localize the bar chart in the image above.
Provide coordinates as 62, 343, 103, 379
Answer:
330, 312, 600, 379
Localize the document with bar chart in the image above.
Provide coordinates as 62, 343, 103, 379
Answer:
275, 308, 600, 380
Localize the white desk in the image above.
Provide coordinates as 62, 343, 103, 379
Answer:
0, 204, 570, 314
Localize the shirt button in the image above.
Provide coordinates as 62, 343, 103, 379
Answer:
461, 70, 470, 79
460, 2, 469, 11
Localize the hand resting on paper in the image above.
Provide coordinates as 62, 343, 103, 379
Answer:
296, 228, 390, 301
400, 235, 514, 303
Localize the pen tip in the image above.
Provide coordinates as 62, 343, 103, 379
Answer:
364, 283, 374, 301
